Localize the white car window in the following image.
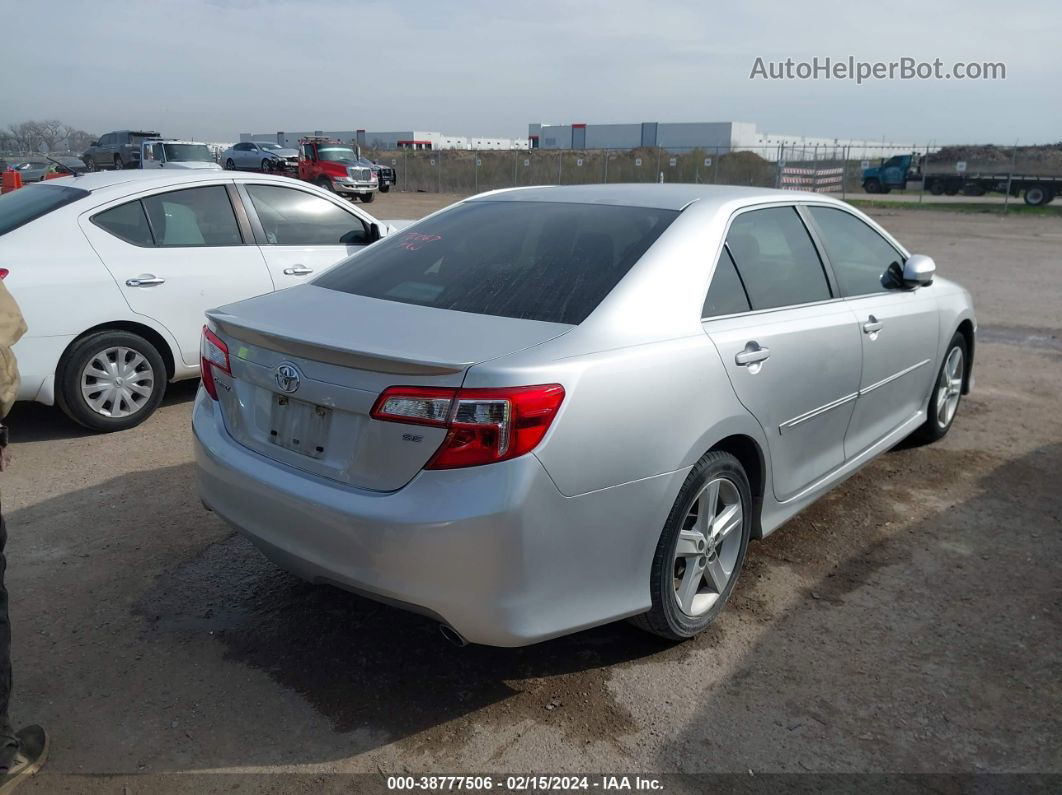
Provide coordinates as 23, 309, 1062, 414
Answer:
245, 185, 368, 246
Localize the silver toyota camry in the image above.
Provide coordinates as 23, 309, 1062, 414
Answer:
193, 184, 975, 647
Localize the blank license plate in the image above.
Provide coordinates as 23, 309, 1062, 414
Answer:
269, 395, 331, 459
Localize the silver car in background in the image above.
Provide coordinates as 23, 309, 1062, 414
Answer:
221, 141, 299, 173
194, 184, 975, 647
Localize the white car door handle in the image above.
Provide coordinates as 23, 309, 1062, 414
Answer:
125, 274, 166, 287
735, 345, 770, 366
283, 266, 314, 276
863, 316, 884, 334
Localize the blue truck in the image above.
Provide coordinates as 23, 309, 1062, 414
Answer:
862, 153, 1060, 206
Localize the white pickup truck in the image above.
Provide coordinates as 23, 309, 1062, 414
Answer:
139, 139, 222, 170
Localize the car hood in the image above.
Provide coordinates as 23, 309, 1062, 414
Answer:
272, 148, 299, 158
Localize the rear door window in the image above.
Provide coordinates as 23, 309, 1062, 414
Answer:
92, 200, 154, 246
725, 207, 831, 310
702, 247, 751, 318
141, 186, 242, 247
313, 200, 679, 324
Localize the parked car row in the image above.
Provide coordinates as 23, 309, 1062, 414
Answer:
220, 138, 396, 196
0, 169, 403, 431
2, 156, 88, 183
0, 174, 975, 649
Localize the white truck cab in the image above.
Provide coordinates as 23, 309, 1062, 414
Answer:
140, 140, 222, 170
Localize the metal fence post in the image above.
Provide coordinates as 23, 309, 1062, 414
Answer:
1003, 140, 1018, 215
919, 145, 929, 204
841, 144, 848, 199
474, 151, 479, 194
557, 152, 563, 184
603, 150, 608, 184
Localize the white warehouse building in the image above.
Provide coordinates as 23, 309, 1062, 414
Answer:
529, 121, 915, 161
240, 129, 524, 151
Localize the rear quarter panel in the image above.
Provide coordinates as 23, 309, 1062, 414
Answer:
2, 204, 183, 396
468, 334, 767, 499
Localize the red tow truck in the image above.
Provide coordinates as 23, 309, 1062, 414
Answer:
297, 137, 378, 202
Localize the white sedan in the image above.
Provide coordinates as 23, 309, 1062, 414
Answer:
0, 169, 398, 431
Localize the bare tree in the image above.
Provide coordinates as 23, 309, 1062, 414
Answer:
6, 122, 41, 153
35, 119, 66, 152
61, 125, 96, 154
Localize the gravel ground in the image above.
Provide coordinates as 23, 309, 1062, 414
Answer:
2, 194, 1059, 791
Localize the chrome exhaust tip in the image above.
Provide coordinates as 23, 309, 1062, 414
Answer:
439, 624, 468, 647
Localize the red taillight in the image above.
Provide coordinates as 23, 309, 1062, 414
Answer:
0, 269, 8, 280
200, 325, 230, 401
370, 384, 565, 469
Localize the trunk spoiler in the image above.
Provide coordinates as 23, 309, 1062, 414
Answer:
206, 309, 472, 375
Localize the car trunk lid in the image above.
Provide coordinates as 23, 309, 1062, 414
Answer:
206, 284, 571, 491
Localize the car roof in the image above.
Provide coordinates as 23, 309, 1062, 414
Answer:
469, 183, 842, 211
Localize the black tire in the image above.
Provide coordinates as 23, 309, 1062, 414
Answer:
225, 158, 236, 170
359, 191, 375, 203
910, 332, 968, 445
630, 450, 752, 641
317, 177, 335, 192
1024, 184, 1051, 206
379, 183, 391, 193
56, 331, 167, 432
929, 179, 945, 196
83, 157, 96, 172
113, 155, 124, 170
262, 158, 274, 173
864, 179, 881, 194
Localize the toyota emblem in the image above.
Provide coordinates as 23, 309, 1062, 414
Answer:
275, 363, 302, 393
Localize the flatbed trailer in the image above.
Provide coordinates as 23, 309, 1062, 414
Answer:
923, 173, 1062, 206
862, 154, 1061, 205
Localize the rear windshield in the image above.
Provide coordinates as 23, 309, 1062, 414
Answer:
314, 200, 678, 324
0, 184, 89, 237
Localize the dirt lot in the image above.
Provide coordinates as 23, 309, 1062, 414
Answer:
4, 194, 1060, 791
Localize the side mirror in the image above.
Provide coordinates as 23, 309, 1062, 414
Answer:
902, 254, 935, 287
369, 223, 382, 243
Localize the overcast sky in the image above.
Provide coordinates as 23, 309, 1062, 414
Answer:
3, 0, 1058, 144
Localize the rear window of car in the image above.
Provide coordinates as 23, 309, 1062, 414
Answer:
314, 201, 679, 324
0, 184, 89, 237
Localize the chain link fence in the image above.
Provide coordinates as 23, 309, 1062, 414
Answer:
361, 143, 1062, 210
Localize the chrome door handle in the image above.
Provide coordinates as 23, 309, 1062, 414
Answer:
125, 274, 166, 287
282, 266, 314, 276
863, 316, 883, 334
735, 344, 770, 366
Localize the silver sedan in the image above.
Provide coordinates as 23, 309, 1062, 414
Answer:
194, 184, 975, 646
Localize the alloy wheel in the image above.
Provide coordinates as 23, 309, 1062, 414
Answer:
672, 477, 743, 617
936, 347, 964, 429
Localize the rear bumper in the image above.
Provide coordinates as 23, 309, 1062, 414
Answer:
193, 391, 684, 645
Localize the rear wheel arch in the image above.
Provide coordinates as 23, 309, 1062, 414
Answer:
705, 433, 766, 539
60, 320, 177, 382
955, 319, 975, 393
